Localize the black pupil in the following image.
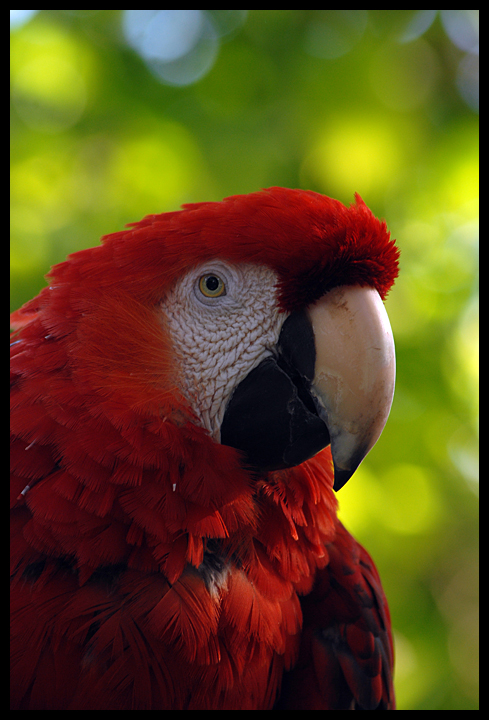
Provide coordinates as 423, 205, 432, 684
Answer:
206, 276, 220, 292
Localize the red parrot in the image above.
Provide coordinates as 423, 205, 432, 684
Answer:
10, 187, 399, 710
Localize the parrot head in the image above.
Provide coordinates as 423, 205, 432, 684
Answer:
12, 187, 399, 493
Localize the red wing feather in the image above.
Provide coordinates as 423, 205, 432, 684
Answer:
275, 520, 395, 710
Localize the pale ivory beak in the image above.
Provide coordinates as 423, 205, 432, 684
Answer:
307, 285, 396, 491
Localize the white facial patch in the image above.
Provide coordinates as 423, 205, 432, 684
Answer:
160, 261, 284, 439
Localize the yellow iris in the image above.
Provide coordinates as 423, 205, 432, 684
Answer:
199, 274, 226, 298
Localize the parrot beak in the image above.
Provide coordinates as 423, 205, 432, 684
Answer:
306, 286, 396, 490
220, 285, 395, 491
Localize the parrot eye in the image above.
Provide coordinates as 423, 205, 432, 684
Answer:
198, 274, 226, 298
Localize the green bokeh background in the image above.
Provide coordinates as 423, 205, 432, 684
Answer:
10, 10, 478, 710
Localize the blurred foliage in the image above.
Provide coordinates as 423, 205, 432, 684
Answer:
10, 10, 478, 710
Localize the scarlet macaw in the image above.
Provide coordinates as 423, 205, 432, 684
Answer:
11, 187, 399, 709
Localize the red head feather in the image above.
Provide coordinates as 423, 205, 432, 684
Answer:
12, 187, 399, 327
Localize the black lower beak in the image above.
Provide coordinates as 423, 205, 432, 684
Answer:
220, 310, 330, 472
